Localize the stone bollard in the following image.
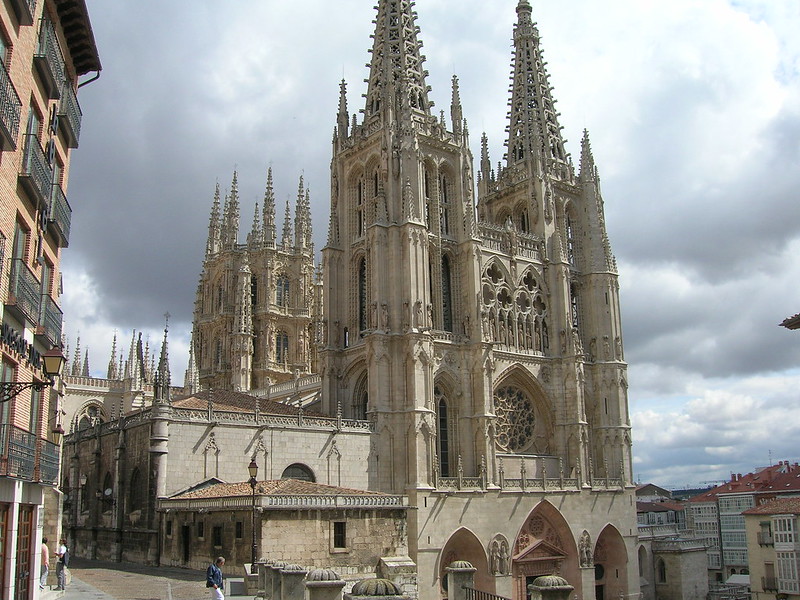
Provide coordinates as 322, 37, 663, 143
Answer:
281, 564, 309, 600
527, 575, 574, 600
305, 568, 346, 600
445, 561, 477, 600
258, 560, 274, 598
344, 578, 410, 600
269, 561, 289, 600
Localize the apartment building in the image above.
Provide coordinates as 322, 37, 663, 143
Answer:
744, 497, 800, 599
0, 0, 99, 597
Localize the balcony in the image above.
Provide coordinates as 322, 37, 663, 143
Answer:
758, 531, 774, 545
19, 133, 53, 209
33, 18, 65, 100
36, 295, 63, 347
0, 61, 21, 150
57, 82, 81, 148
7, 0, 35, 26
7, 258, 41, 325
37, 437, 60, 485
762, 576, 778, 591
0, 424, 36, 481
48, 184, 71, 247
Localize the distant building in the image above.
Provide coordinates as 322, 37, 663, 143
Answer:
686, 462, 800, 585
780, 313, 800, 330
0, 0, 99, 597
743, 496, 800, 599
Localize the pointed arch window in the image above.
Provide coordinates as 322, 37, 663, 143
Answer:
275, 331, 289, 364
357, 177, 365, 238
435, 386, 451, 477
424, 170, 431, 227
442, 256, 453, 333
570, 283, 580, 329
276, 274, 290, 307
129, 468, 143, 512
353, 373, 368, 420
439, 174, 451, 236
565, 214, 576, 266
358, 258, 367, 332
250, 275, 258, 309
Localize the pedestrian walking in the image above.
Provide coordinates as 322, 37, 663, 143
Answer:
206, 556, 225, 600
55, 537, 69, 590
39, 537, 49, 590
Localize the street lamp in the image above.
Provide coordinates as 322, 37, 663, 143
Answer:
248, 457, 258, 571
0, 345, 65, 403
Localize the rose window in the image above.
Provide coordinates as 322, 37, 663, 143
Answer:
494, 386, 535, 452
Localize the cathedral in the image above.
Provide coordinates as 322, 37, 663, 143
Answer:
63, 2, 637, 599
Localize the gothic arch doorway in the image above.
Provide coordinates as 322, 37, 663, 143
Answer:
512, 502, 579, 600
439, 528, 493, 594
594, 525, 629, 600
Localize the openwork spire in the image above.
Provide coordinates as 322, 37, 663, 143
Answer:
262, 167, 276, 246
222, 171, 240, 248
281, 195, 292, 249
337, 79, 349, 138
294, 176, 312, 250
364, 0, 432, 121
505, 0, 568, 170
107, 330, 118, 379
153, 314, 172, 405
579, 128, 596, 182
184, 333, 199, 395
205, 183, 221, 256
248, 202, 261, 248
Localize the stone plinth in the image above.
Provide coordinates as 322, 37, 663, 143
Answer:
305, 568, 346, 600
344, 578, 410, 600
445, 561, 477, 600
281, 564, 308, 600
527, 575, 574, 600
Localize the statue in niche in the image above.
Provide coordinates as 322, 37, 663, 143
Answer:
381, 303, 389, 331
579, 531, 593, 568
481, 310, 490, 341
615, 336, 623, 360
426, 303, 433, 328
413, 301, 423, 329
370, 302, 378, 329
603, 335, 611, 360
402, 301, 410, 331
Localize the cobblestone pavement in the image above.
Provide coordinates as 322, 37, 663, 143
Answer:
56, 557, 243, 600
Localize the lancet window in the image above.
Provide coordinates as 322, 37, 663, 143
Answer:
435, 386, 451, 477
276, 274, 290, 307
353, 373, 368, 420
275, 331, 289, 364
439, 173, 451, 236
358, 258, 367, 333
129, 468, 143, 511
442, 256, 453, 333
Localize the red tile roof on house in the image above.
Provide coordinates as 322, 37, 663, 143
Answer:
171, 388, 323, 417
169, 479, 394, 500
743, 497, 800, 515
687, 462, 800, 503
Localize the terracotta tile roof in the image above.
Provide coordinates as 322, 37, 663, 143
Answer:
743, 497, 800, 515
171, 389, 323, 417
637, 501, 685, 513
687, 462, 800, 502
170, 479, 394, 500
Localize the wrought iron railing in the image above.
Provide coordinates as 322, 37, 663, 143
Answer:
57, 81, 81, 147
48, 184, 71, 246
38, 295, 63, 345
20, 133, 53, 207
761, 576, 777, 591
757, 531, 774, 545
37, 438, 60, 484
8, 258, 41, 323
0, 424, 36, 480
0, 61, 21, 149
463, 586, 511, 600
34, 18, 65, 99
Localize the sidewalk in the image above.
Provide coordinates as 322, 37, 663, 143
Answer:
40, 557, 246, 600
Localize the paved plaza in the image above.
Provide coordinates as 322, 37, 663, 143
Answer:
45, 557, 247, 600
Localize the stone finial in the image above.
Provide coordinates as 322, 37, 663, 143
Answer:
350, 579, 401, 596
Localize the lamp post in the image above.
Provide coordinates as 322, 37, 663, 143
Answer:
248, 457, 258, 570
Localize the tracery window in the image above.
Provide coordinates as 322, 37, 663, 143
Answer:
442, 256, 453, 333
276, 274, 290, 307
275, 331, 289, 364
435, 386, 451, 477
358, 258, 367, 332
282, 463, 315, 482
129, 468, 143, 511
493, 386, 535, 453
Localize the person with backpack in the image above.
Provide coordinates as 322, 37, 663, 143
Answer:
55, 538, 69, 591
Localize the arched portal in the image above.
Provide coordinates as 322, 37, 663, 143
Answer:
594, 525, 629, 600
439, 528, 493, 594
512, 501, 580, 600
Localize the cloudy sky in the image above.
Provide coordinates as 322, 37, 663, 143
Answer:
63, 0, 800, 488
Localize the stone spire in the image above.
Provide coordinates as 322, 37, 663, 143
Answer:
82, 348, 90, 377
579, 128, 596, 183
294, 176, 312, 250
262, 167, 277, 246
248, 201, 261, 248
579, 129, 617, 272
107, 331, 118, 379
205, 183, 222, 256
184, 333, 200, 395
337, 79, 349, 139
71, 336, 82, 376
281, 195, 292, 249
153, 315, 171, 404
505, 0, 568, 171
222, 171, 240, 249
450, 75, 463, 138
364, 0, 433, 121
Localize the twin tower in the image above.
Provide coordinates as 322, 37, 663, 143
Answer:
193, 0, 631, 524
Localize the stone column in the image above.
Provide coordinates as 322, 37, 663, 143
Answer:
281, 564, 308, 600
446, 561, 476, 600
305, 568, 346, 600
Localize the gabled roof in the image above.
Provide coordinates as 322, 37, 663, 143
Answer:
637, 501, 684, 513
171, 388, 323, 417
167, 478, 395, 500
513, 539, 567, 562
687, 462, 800, 502
780, 313, 800, 330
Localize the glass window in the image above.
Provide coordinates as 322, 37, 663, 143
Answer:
281, 463, 315, 482
333, 521, 346, 549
